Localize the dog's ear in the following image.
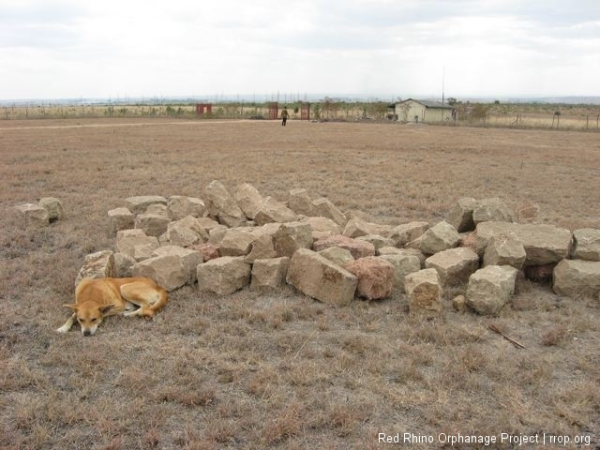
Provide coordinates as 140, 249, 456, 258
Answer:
99, 305, 115, 315
63, 303, 78, 311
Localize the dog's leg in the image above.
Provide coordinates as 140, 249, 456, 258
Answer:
56, 313, 76, 333
123, 308, 145, 317
120, 282, 168, 318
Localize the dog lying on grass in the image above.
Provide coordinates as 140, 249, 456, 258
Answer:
57, 277, 168, 336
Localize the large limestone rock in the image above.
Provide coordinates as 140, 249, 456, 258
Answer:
245, 234, 277, 263
466, 265, 518, 315
286, 249, 358, 306
219, 228, 256, 256
75, 250, 115, 285
251, 222, 282, 239
15, 203, 49, 228
409, 221, 460, 255
553, 259, 600, 298
273, 222, 313, 258
234, 183, 265, 220
312, 197, 347, 227
254, 196, 298, 225
446, 197, 477, 232
343, 217, 392, 239
380, 248, 426, 267
208, 225, 229, 245
115, 229, 159, 259
108, 207, 135, 236
113, 252, 136, 278
133, 254, 187, 292
152, 245, 203, 285
39, 197, 64, 222
404, 269, 442, 316
344, 257, 395, 300
318, 247, 354, 267
146, 203, 169, 217
124, 196, 167, 214
197, 256, 251, 295
251, 257, 290, 290
378, 254, 421, 290
571, 229, 600, 261
167, 196, 207, 220
390, 222, 430, 247
377, 246, 405, 256
195, 217, 222, 235
313, 235, 376, 259
301, 216, 342, 241
135, 212, 170, 238
472, 197, 514, 224
425, 247, 479, 286
160, 216, 208, 247
475, 222, 572, 265
356, 235, 394, 252
475, 222, 515, 255
288, 188, 315, 216
205, 180, 244, 228
483, 231, 526, 269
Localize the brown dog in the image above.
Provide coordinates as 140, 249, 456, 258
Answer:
57, 277, 168, 336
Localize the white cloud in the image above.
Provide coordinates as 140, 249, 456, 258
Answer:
0, 0, 598, 100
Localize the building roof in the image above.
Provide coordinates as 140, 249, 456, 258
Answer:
397, 98, 454, 109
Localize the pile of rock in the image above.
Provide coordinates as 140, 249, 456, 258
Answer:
15, 197, 65, 227
74, 183, 600, 316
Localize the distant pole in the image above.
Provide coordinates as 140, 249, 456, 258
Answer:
442, 66, 445, 105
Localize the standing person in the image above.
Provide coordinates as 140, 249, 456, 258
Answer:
281, 106, 289, 126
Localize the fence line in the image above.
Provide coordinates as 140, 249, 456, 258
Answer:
2, 103, 599, 132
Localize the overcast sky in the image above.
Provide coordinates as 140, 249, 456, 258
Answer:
1, 0, 599, 101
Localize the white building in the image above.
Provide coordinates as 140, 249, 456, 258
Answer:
395, 99, 455, 123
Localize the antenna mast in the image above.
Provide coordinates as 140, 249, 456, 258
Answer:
442, 66, 445, 105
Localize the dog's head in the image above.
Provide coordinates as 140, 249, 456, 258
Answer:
64, 302, 115, 336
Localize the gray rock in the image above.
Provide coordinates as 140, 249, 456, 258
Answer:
483, 231, 526, 269
251, 257, 290, 290
167, 195, 207, 220
286, 249, 358, 306
234, 183, 265, 220
472, 197, 514, 224
124, 196, 167, 214
425, 247, 480, 286
75, 250, 115, 286
404, 269, 443, 316
378, 254, 421, 290
205, 180, 244, 228
15, 203, 49, 228
466, 265, 518, 315
409, 221, 460, 255
108, 207, 135, 236
553, 259, 600, 298
197, 256, 251, 295
446, 197, 477, 232
571, 228, 600, 261
39, 197, 65, 222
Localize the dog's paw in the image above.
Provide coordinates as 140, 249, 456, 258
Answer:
56, 326, 69, 333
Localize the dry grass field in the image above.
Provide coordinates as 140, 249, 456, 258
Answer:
1, 118, 599, 449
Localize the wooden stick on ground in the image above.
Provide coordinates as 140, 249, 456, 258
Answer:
488, 324, 526, 349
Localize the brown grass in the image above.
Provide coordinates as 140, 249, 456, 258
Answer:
1, 118, 599, 449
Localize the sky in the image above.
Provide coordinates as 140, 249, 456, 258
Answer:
1, 0, 599, 101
